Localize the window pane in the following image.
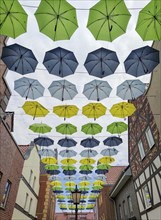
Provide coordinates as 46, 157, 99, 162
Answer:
145, 127, 155, 149
143, 185, 152, 208
138, 140, 145, 159
127, 196, 133, 216
28, 198, 33, 213
24, 193, 29, 210
29, 170, 33, 185
0, 180, 11, 208
119, 205, 123, 220
123, 201, 127, 219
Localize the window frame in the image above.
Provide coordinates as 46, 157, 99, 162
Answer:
122, 200, 127, 220
28, 198, 33, 213
145, 126, 155, 149
127, 196, 133, 217
138, 140, 145, 159
24, 193, 29, 210
0, 180, 11, 209
119, 204, 123, 220
143, 184, 152, 209
29, 170, 33, 185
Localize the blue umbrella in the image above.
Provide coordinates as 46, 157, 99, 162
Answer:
84, 47, 119, 78
59, 149, 77, 158
79, 170, 92, 175
34, 137, 54, 147
67, 200, 73, 203
53, 190, 64, 194
95, 169, 108, 175
43, 47, 78, 77
64, 176, 76, 181
46, 170, 60, 175
80, 137, 100, 148
81, 191, 89, 194
88, 199, 96, 203
49, 176, 61, 181
58, 137, 77, 148
124, 46, 160, 77
63, 170, 76, 176
80, 200, 86, 203
116, 79, 146, 100
57, 200, 65, 203
1, 43, 38, 74
103, 136, 122, 147
80, 149, 98, 157
39, 149, 56, 157
79, 176, 92, 181
101, 148, 118, 156
91, 190, 101, 193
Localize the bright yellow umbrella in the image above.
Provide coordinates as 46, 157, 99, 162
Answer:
93, 180, 105, 186
22, 101, 49, 119
79, 181, 90, 187
50, 181, 62, 187
65, 181, 76, 187
81, 195, 87, 199
110, 102, 136, 118
98, 156, 115, 164
61, 158, 77, 165
82, 103, 106, 120
53, 105, 79, 120
56, 195, 65, 199
41, 157, 57, 164
79, 158, 95, 165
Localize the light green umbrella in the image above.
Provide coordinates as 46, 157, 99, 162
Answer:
97, 164, 111, 170
35, 0, 78, 41
107, 121, 128, 134
136, 0, 161, 41
62, 165, 76, 170
29, 123, 52, 134
81, 123, 103, 135
0, 0, 28, 38
56, 123, 77, 135
79, 164, 94, 171
45, 164, 59, 170
87, 0, 131, 42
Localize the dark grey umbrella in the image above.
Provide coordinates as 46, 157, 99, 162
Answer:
84, 47, 120, 78
14, 77, 45, 99
103, 136, 122, 147
43, 47, 78, 77
1, 43, 38, 74
58, 137, 77, 148
83, 79, 112, 101
80, 137, 100, 148
34, 137, 54, 147
48, 80, 78, 101
124, 46, 160, 77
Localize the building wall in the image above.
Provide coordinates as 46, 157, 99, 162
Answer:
12, 146, 40, 220
54, 212, 94, 220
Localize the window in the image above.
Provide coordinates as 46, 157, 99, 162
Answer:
32, 176, 36, 189
0, 180, 11, 208
143, 184, 152, 209
138, 140, 145, 159
24, 193, 29, 210
127, 196, 133, 217
28, 198, 33, 213
123, 201, 127, 219
119, 205, 123, 220
0, 172, 2, 181
145, 127, 155, 149
29, 170, 33, 185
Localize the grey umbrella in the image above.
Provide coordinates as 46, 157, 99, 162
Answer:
14, 77, 45, 99
39, 149, 56, 157
79, 176, 92, 181
83, 79, 112, 101
100, 148, 118, 156
59, 149, 77, 158
48, 80, 78, 101
43, 47, 78, 77
1, 43, 38, 74
116, 79, 146, 100
94, 175, 107, 182
49, 176, 61, 181
80, 149, 98, 157
84, 47, 120, 78
63, 176, 76, 181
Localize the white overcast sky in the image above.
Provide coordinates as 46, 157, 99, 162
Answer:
5, 0, 152, 174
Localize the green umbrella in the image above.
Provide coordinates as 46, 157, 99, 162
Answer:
136, 0, 161, 41
56, 123, 77, 135
0, 0, 28, 38
87, 0, 131, 42
97, 164, 111, 170
61, 165, 76, 170
81, 123, 103, 135
35, 0, 78, 41
65, 187, 75, 191
79, 164, 94, 171
79, 187, 90, 191
92, 185, 102, 190
29, 123, 52, 134
107, 121, 128, 134
45, 164, 59, 170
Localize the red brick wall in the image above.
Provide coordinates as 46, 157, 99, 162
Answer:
0, 121, 24, 220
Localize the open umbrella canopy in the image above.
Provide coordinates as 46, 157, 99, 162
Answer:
65, 182, 76, 187
136, 0, 161, 41
79, 187, 90, 192
56, 123, 77, 135
110, 102, 136, 118
81, 123, 103, 135
45, 164, 59, 170
0, 0, 28, 38
34, 137, 54, 147
95, 169, 108, 175
98, 156, 115, 164
97, 164, 111, 170
101, 148, 119, 156
94, 175, 107, 182
1, 44, 38, 74
79, 164, 94, 171
80, 158, 96, 165
79, 181, 90, 187
29, 123, 52, 134
61, 165, 76, 171
124, 46, 160, 77
117, 80, 146, 100
22, 101, 49, 120
107, 122, 128, 134
61, 158, 77, 165
41, 157, 57, 165
79, 170, 92, 175
84, 47, 120, 78
48, 80, 78, 101
49, 176, 61, 181
63, 170, 76, 176
93, 180, 104, 186
58, 137, 77, 148
14, 77, 44, 100
59, 149, 77, 158
34, 0, 78, 41
103, 136, 122, 147
83, 79, 112, 101
80, 149, 98, 157
82, 103, 106, 120
50, 181, 62, 187
52, 186, 63, 191
56, 195, 65, 199
80, 137, 100, 148
43, 47, 78, 77
47, 170, 60, 175
87, 0, 131, 42
78, 205, 85, 210
65, 187, 75, 192
92, 185, 103, 190
79, 176, 92, 181
53, 104, 79, 120
39, 149, 56, 157
64, 176, 76, 181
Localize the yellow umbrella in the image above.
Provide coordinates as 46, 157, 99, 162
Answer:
50, 181, 62, 187
110, 102, 136, 118
61, 158, 77, 165
56, 195, 65, 199
93, 180, 105, 186
98, 156, 115, 164
53, 104, 79, 120
79, 181, 90, 187
82, 103, 106, 120
79, 158, 96, 165
65, 181, 76, 187
41, 157, 57, 164
22, 101, 49, 119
